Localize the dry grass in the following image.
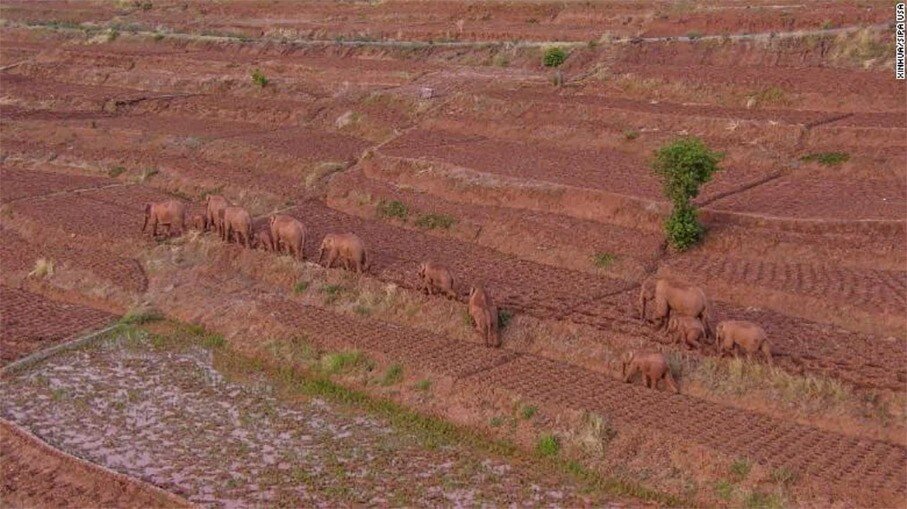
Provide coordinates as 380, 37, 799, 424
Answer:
27, 258, 55, 279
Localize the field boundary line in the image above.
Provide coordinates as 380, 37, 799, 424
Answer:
0, 323, 119, 377
4, 19, 890, 48
0, 417, 195, 508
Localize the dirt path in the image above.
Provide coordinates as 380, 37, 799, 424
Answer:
0, 331, 631, 508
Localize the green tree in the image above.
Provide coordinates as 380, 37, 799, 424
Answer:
651, 137, 723, 250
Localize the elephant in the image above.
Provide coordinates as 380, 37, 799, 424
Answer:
418, 261, 456, 299
637, 277, 712, 337
219, 206, 253, 247
318, 232, 369, 273
621, 351, 679, 393
666, 315, 705, 350
715, 320, 772, 363
204, 194, 230, 235
253, 229, 275, 252
142, 199, 186, 238
269, 214, 307, 261
468, 284, 500, 348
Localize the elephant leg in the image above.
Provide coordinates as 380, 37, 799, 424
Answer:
326, 251, 337, 268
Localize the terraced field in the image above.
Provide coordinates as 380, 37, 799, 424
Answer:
0, 1, 904, 506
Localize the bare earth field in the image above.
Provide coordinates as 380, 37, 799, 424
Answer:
0, 1, 905, 507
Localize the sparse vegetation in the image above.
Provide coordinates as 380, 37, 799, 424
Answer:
800, 151, 849, 166
542, 46, 567, 67
382, 363, 404, 385
415, 212, 456, 230
623, 129, 639, 140
321, 284, 346, 304
251, 68, 269, 87
714, 480, 735, 500
592, 252, 615, 269
415, 379, 432, 391
652, 137, 723, 250
293, 281, 310, 294
118, 308, 164, 326
520, 405, 537, 420
730, 458, 751, 480
497, 309, 513, 329
140, 167, 159, 181
536, 434, 560, 456
686, 30, 702, 40
376, 199, 409, 221
108, 165, 126, 178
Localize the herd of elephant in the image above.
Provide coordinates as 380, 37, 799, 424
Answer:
143, 196, 773, 394
141, 196, 502, 348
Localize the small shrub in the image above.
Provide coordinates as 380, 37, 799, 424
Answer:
542, 46, 567, 67
744, 491, 783, 509
251, 68, 269, 87
201, 333, 225, 349
520, 405, 537, 420
28, 258, 55, 279
730, 458, 752, 480
140, 167, 158, 181
152, 32, 164, 41
137, 1, 153, 10
353, 304, 370, 315
293, 281, 309, 294
536, 434, 560, 456
106, 29, 119, 42
376, 200, 408, 221
415, 213, 456, 230
592, 252, 615, 268
415, 379, 432, 391
686, 30, 702, 40
800, 151, 849, 166
382, 363, 404, 385
497, 309, 513, 329
108, 165, 126, 178
821, 20, 835, 30
623, 129, 639, 140
490, 416, 504, 427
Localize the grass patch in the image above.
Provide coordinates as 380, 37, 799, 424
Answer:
382, 363, 404, 385
730, 458, 751, 481
623, 129, 639, 140
251, 68, 269, 87
118, 308, 164, 326
686, 30, 702, 40
770, 467, 797, 487
490, 416, 504, 427
592, 252, 615, 269
293, 281, 310, 294
305, 161, 346, 189
497, 309, 513, 329
714, 480, 735, 501
139, 167, 159, 181
415, 379, 432, 391
744, 491, 783, 509
108, 165, 126, 178
749, 86, 788, 107
376, 199, 408, 221
414, 213, 456, 230
520, 405, 537, 420
536, 434, 560, 456
800, 151, 849, 166
320, 284, 346, 304
320, 350, 363, 375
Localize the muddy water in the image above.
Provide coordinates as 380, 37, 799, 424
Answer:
0, 334, 621, 508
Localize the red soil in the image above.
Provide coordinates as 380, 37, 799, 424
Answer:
0, 287, 114, 365
0, 420, 185, 508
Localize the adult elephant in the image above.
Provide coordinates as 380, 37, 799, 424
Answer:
637, 277, 712, 337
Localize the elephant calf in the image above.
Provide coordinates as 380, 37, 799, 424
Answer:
468, 284, 501, 348
269, 214, 307, 261
637, 277, 712, 337
622, 351, 679, 393
666, 315, 705, 350
220, 206, 253, 247
716, 320, 772, 364
318, 232, 369, 273
418, 261, 456, 299
142, 199, 187, 238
